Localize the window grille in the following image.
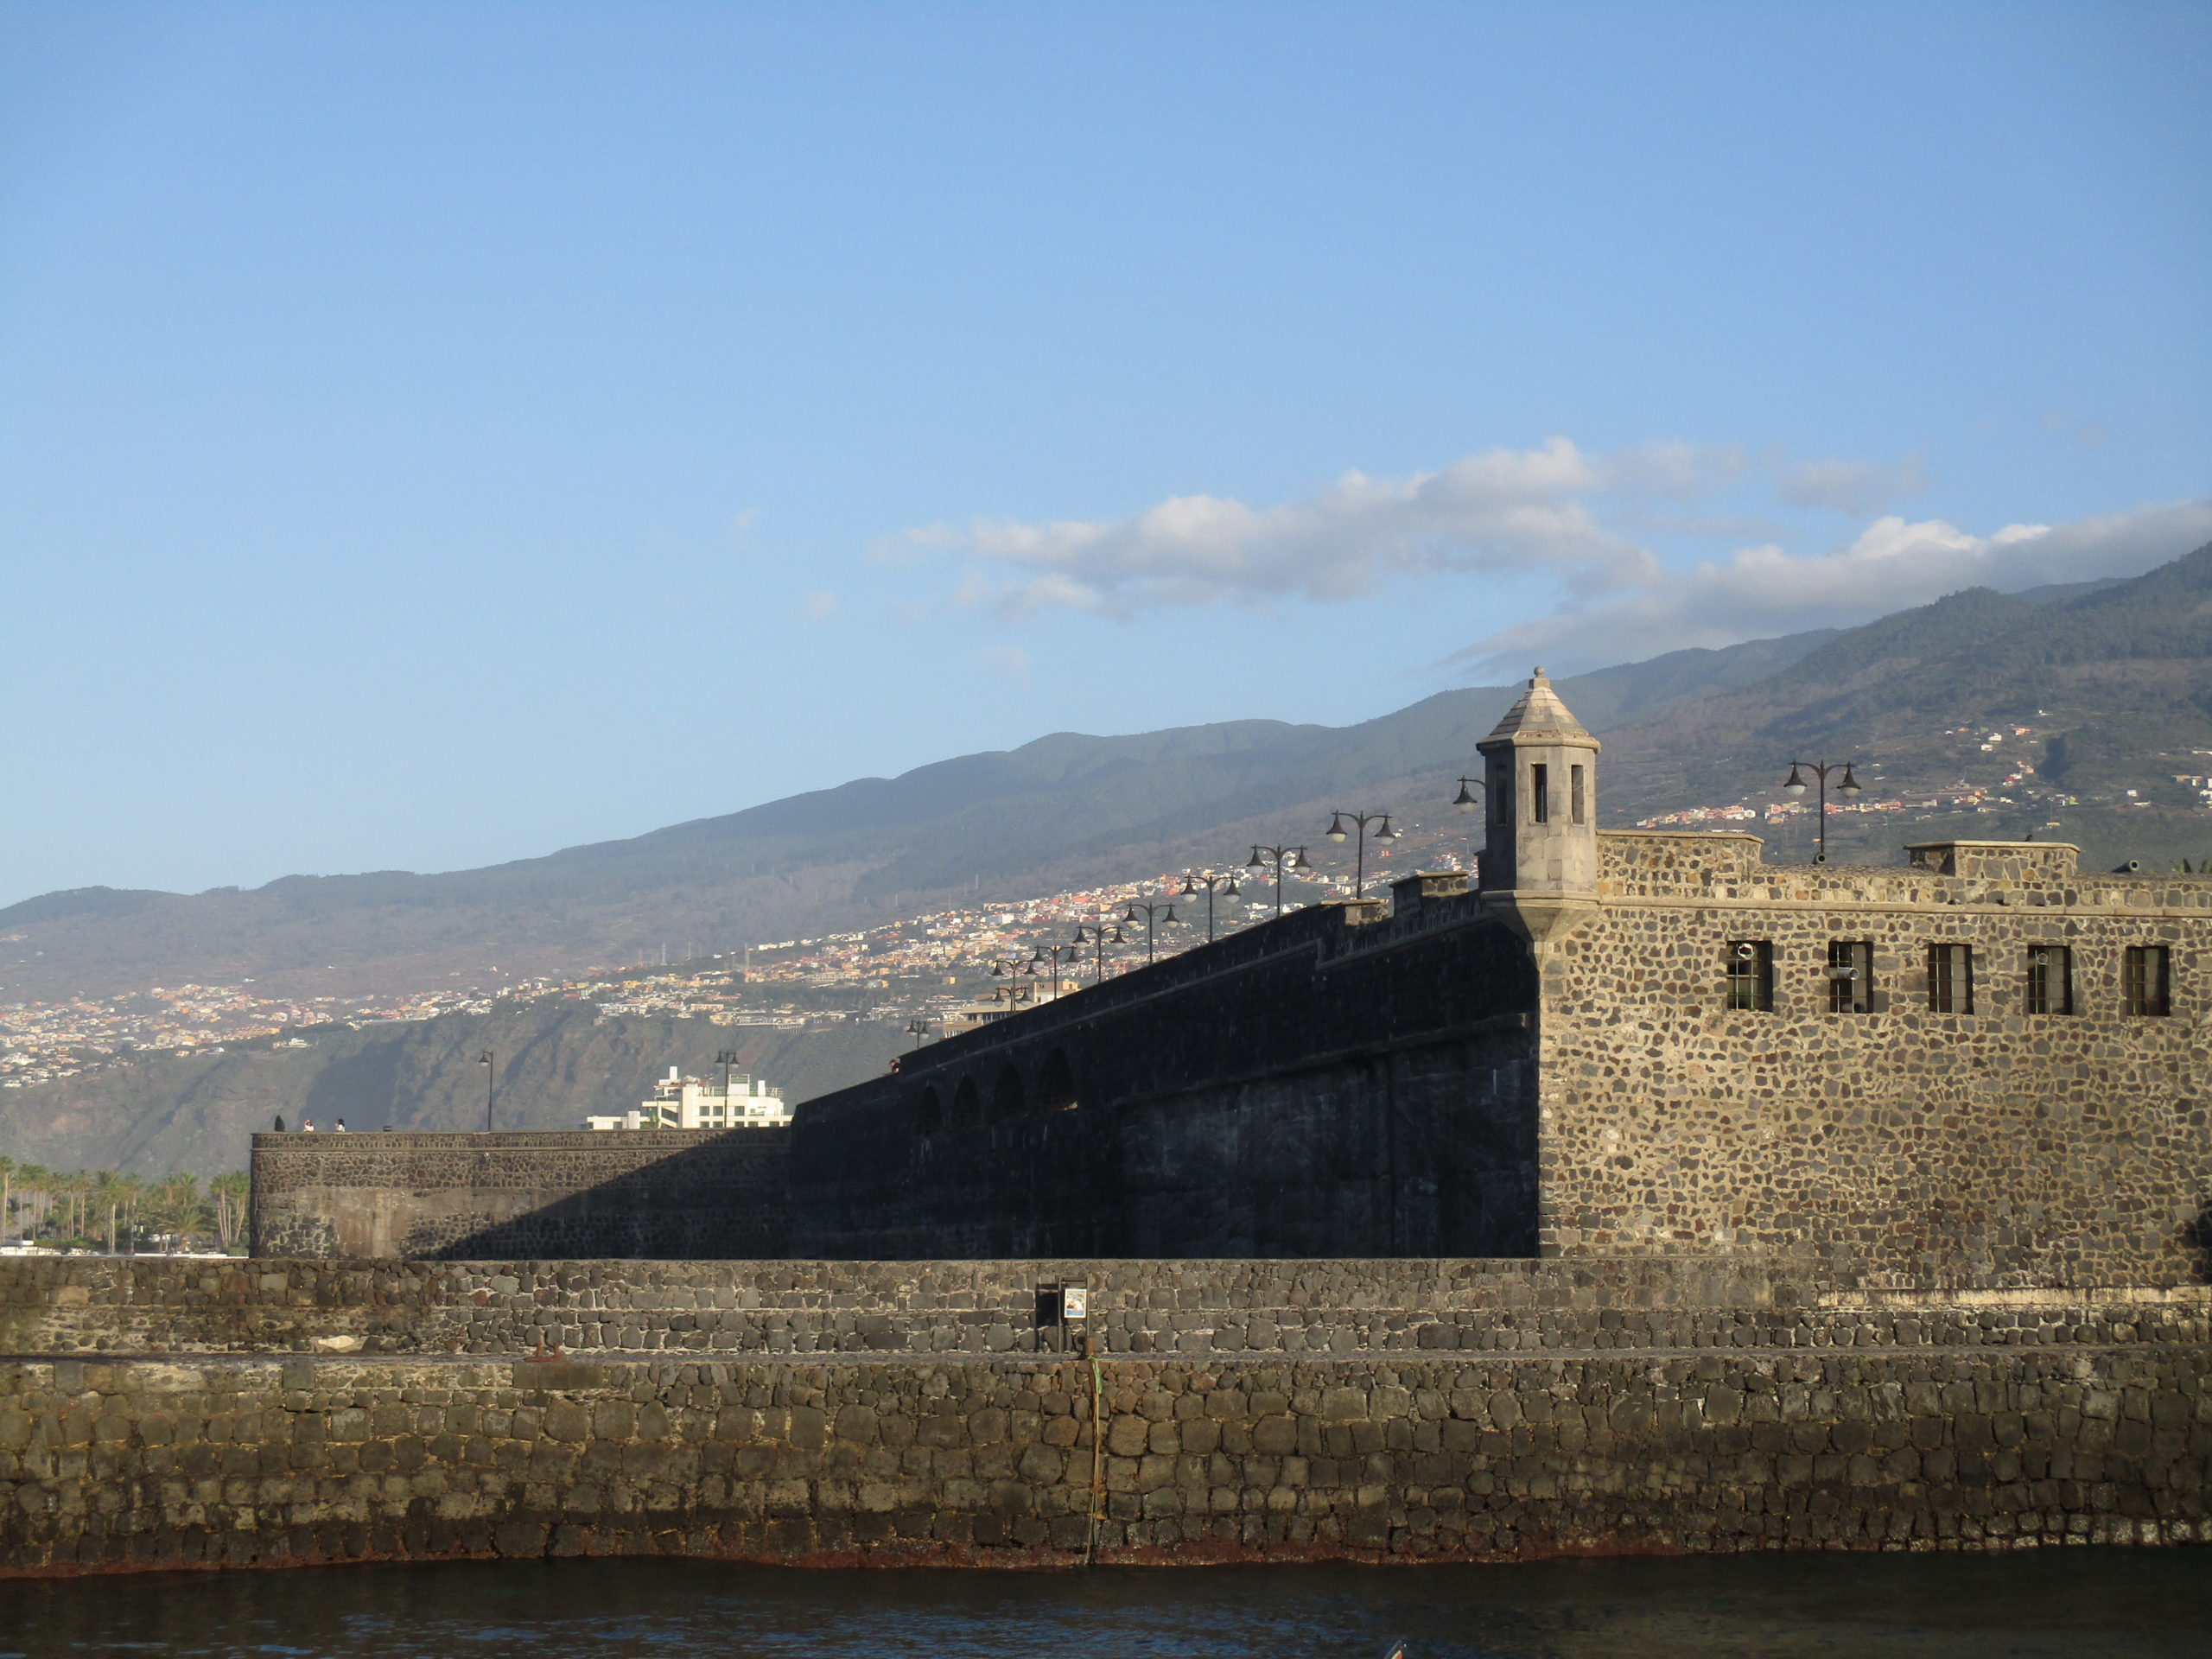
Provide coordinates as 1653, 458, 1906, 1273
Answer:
2024, 945, 2073, 1015
1827, 940, 1873, 1014
1530, 764, 1549, 823
1726, 940, 1774, 1012
2122, 946, 2171, 1016
1927, 944, 1974, 1014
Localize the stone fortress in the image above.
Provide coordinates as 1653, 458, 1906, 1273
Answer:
0, 672, 2203, 1574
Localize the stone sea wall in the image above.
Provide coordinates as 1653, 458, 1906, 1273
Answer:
0, 1340, 2203, 1575
5, 1255, 2207, 1361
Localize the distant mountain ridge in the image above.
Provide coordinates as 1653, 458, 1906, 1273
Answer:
7, 545, 2210, 1003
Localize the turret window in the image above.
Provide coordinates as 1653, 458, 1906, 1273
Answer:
2024, 946, 2073, 1015
1570, 764, 1586, 825
1726, 940, 1774, 1011
1928, 944, 1974, 1014
1529, 764, 1549, 823
1827, 940, 1873, 1013
2122, 946, 2171, 1016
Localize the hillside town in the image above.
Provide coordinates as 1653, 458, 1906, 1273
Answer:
0, 860, 1363, 1091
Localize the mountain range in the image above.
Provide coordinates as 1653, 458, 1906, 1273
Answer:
8, 546, 2212, 1012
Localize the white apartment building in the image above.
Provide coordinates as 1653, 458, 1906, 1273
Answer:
583, 1065, 791, 1131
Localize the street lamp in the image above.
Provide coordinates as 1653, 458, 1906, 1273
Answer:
1029, 943, 1077, 999
715, 1048, 741, 1102
477, 1051, 494, 1132
1245, 844, 1312, 918
1122, 899, 1181, 964
904, 1016, 933, 1050
988, 956, 1039, 1010
1780, 760, 1864, 863
1071, 920, 1128, 984
1323, 810, 1399, 899
1178, 871, 1241, 942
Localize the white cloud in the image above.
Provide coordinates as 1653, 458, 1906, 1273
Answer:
799, 590, 840, 623
912, 438, 1766, 615
1780, 454, 1931, 516
1456, 498, 2212, 677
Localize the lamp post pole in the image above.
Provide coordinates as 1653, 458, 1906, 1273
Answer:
905, 1017, 932, 1050
1122, 900, 1180, 964
1071, 919, 1127, 984
1450, 777, 1484, 880
1780, 760, 1864, 863
1244, 844, 1311, 918
1323, 810, 1399, 899
1177, 872, 1240, 942
477, 1051, 494, 1132
1029, 943, 1076, 998
715, 1048, 741, 1103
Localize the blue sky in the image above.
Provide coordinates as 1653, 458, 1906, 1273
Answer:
3, 1, 2208, 906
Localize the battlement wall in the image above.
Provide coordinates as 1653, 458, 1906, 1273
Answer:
790, 901, 1536, 1258
250, 1130, 788, 1261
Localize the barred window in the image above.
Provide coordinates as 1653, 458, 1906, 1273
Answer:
2024, 945, 2073, 1015
1726, 940, 1774, 1012
1530, 763, 1550, 823
2123, 946, 2171, 1017
1827, 940, 1873, 1014
1928, 944, 1974, 1014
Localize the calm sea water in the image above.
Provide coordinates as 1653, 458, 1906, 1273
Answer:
0, 1549, 2205, 1658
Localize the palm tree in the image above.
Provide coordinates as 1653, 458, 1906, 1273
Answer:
15, 1166, 49, 1242
90, 1172, 126, 1255
208, 1173, 251, 1253
149, 1174, 200, 1251
116, 1173, 145, 1254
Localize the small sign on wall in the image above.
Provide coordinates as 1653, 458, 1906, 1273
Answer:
1061, 1284, 1087, 1321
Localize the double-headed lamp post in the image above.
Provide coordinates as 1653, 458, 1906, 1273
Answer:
1071, 919, 1128, 984
1178, 871, 1241, 942
1245, 843, 1311, 918
1324, 810, 1399, 899
904, 1016, 933, 1050
1781, 760, 1863, 863
987, 955, 1039, 1011
1123, 899, 1180, 964
1029, 943, 1077, 998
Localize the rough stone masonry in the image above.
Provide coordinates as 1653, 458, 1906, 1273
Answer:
0, 1339, 2202, 1574
0, 1257, 2203, 1573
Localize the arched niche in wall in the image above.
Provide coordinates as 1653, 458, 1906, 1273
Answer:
1037, 1049, 1078, 1113
989, 1065, 1027, 1122
915, 1084, 944, 1135
951, 1077, 982, 1129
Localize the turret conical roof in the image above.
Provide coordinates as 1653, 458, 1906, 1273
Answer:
1482, 667, 1594, 745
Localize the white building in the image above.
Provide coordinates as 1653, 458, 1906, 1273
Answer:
583, 1065, 791, 1131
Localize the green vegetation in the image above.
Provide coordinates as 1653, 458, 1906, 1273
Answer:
0, 1154, 247, 1255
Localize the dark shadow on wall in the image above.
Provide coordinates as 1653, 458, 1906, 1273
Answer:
2184, 1202, 2212, 1283
417, 1134, 789, 1260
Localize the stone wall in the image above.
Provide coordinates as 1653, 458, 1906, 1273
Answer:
791, 899, 1540, 1258
1547, 834, 2212, 1287
0, 1338, 2202, 1574
5, 1255, 2205, 1361
249, 1131, 788, 1261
